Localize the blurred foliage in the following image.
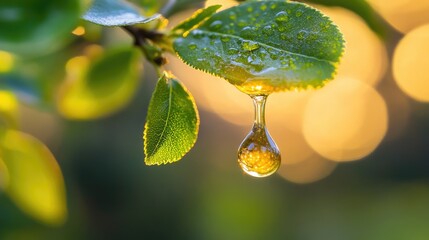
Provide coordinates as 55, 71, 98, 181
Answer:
82, 0, 162, 26
0, 0, 83, 56
0, 130, 67, 225
0, 1, 428, 239
57, 47, 142, 120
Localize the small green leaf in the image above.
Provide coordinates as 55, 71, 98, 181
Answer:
0, 157, 8, 190
0, 90, 19, 130
144, 72, 199, 165
83, 0, 161, 26
172, 5, 222, 37
0, 0, 82, 55
174, 1, 344, 94
0, 130, 67, 225
57, 47, 141, 120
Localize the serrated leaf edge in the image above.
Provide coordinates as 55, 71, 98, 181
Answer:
143, 72, 200, 165
173, 1, 345, 91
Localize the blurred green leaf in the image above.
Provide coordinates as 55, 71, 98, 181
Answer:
0, 0, 82, 56
58, 47, 142, 120
172, 5, 222, 37
174, 1, 344, 95
301, 0, 386, 38
82, 0, 161, 26
0, 74, 43, 106
130, 0, 165, 15
0, 90, 19, 130
0, 157, 8, 190
0, 130, 67, 225
144, 72, 199, 165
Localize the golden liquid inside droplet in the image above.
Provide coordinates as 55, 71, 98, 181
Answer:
238, 125, 281, 177
238, 95, 281, 177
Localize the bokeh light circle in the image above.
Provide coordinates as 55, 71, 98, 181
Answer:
368, 0, 429, 33
393, 24, 429, 102
303, 78, 388, 162
317, 6, 388, 86
277, 155, 337, 184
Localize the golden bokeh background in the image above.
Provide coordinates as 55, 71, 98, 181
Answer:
1, 0, 429, 239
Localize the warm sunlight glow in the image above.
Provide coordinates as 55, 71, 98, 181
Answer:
167, 54, 251, 126
393, 24, 429, 102
368, 0, 429, 33
72, 26, 86, 36
303, 78, 388, 162
269, 123, 315, 165
0, 50, 15, 73
268, 91, 314, 132
317, 6, 388, 86
277, 155, 337, 184
205, 0, 239, 10
0, 91, 18, 114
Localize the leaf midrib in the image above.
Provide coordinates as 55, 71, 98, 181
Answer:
195, 29, 336, 65
148, 80, 173, 158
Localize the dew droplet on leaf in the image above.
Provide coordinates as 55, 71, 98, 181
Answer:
209, 20, 223, 30
242, 40, 260, 51
275, 11, 289, 22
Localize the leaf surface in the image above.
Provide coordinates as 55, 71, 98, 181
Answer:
83, 0, 161, 26
174, 1, 344, 95
172, 5, 222, 36
144, 72, 199, 165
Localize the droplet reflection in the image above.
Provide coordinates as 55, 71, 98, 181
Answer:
238, 95, 281, 177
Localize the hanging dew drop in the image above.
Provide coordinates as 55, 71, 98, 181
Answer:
238, 95, 281, 177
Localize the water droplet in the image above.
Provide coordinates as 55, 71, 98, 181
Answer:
295, 10, 303, 17
242, 40, 260, 51
275, 11, 289, 22
297, 30, 307, 40
188, 43, 197, 50
209, 20, 222, 30
241, 26, 254, 38
238, 95, 281, 177
238, 20, 247, 27
227, 48, 238, 55
270, 3, 277, 10
262, 25, 273, 35
221, 37, 230, 42
229, 12, 237, 20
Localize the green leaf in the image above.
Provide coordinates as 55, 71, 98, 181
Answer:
129, 0, 165, 16
172, 5, 222, 37
0, 90, 19, 130
174, 1, 344, 95
0, 0, 82, 56
0, 157, 8, 190
83, 0, 161, 26
57, 47, 142, 120
303, 0, 386, 38
0, 130, 67, 225
144, 72, 199, 165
